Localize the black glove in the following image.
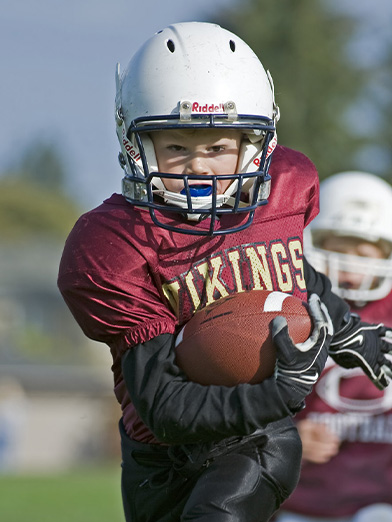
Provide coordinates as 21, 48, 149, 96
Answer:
329, 313, 392, 390
273, 294, 333, 413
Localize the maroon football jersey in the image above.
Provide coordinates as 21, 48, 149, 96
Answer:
58, 145, 319, 443
281, 293, 392, 517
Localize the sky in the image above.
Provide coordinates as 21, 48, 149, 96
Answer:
1, 0, 391, 211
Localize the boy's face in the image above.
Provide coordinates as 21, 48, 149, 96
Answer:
150, 128, 242, 194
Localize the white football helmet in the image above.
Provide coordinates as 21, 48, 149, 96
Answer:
305, 171, 392, 303
115, 22, 279, 235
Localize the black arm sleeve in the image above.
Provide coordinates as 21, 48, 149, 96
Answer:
122, 333, 292, 445
304, 256, 349, 333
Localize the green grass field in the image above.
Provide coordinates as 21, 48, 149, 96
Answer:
0, 465, 125, 522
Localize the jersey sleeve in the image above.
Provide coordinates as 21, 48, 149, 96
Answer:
268, 145, 320, 228
57, 210, 177, 350
303, 160, 320, 227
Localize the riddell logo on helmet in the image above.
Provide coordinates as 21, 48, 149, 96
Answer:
192, 102, 225, 113
253, 135, 277, 166
266, 135, 277, 158
122, 127, 141, 161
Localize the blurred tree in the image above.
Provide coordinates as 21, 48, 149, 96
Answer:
211, 0, 367, 179
0, 140, 90, 367
0, 139, 80, 240
374, 47, 392, 182
11, 139, 67, 191
0, 178, 80, 240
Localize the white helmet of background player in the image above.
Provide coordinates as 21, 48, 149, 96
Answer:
115, 22, 279, 235
305, 171, 392, 303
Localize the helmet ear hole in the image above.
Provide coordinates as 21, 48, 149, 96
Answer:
229, 39, 236, 52
166, 39, 175, 53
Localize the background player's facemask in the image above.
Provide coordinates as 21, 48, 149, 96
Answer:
306, 243, 392, 305
114, 22, 279, 236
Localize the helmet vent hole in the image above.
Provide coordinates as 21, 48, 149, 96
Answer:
166, 39, 175, 53
229, 40, 236, 52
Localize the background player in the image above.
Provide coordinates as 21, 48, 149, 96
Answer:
58, 24, 392, 522
275, 171, 392, 522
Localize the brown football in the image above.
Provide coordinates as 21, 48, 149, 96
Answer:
175, 290, 312, 386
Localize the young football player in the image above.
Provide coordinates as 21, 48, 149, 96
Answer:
58, 24, 392, 522
275, 172, 392, 522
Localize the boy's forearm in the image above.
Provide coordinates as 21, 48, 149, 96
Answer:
122, 333, 292, 444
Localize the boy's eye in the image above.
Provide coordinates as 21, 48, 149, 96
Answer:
166, 144, 187, 153
210, 145, 225, 153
